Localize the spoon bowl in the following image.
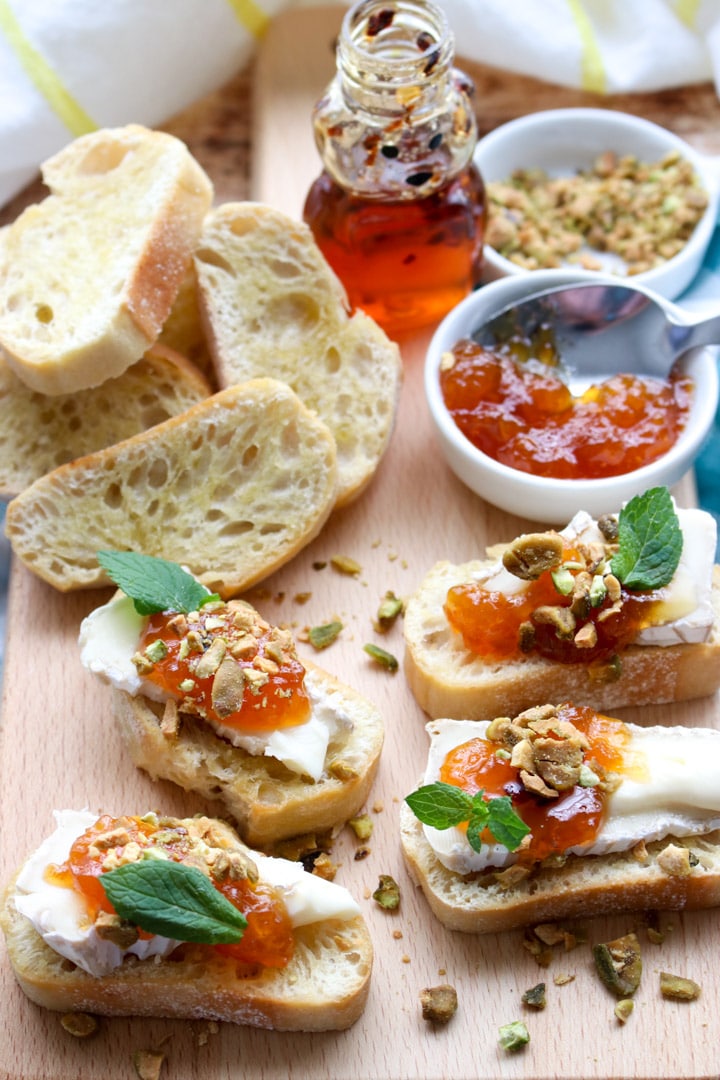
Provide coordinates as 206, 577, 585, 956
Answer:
425, 270, 719, 522
473, 280, 720, 393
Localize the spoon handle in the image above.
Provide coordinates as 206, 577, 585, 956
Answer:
671, 311, 720, 355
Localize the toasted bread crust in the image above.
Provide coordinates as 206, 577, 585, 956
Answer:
404, 560, 720, 719
111, 661, 384, 846
400, 803, 720, 933
5, 378, 338, 595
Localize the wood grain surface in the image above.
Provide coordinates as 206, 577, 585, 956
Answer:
2, 6, 720, 1079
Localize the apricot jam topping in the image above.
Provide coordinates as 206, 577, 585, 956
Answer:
445, 535, 665, 665
440, 338, 692, 479
135, 600, 311, 733
47, 815, 294, 968
439, 704, 632, 864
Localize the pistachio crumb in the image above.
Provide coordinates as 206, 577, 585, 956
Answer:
498, 1020, 530, 1052
363, 642, 399, 671
420, 984, 458, 1024
331, 554, 362, 576
308, 621, 343, 650
521, 983, 546, 1010
659, 972, 701, 1001
373, 874, 400, 910
592, 933, 642, 997
614, 999, 634, 1023
60, 1012, 98, 1038
553, 973, 575, 987
133, 1049, 165, 1080
348, 813, 373, 840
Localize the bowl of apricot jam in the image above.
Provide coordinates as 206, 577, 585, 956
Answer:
425, 269, 719, 523
475, 108, 719, 302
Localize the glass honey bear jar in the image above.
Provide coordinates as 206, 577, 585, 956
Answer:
303, 0, 486, 338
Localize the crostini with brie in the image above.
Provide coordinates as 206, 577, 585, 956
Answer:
401, 702, 720, 932
1, 811, 372, 1030
80, 552, 384, 847
404, 487, 720, 718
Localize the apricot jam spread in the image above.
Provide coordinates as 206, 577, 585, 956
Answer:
445, 525, 666, 665
134, 600, 311, 733
47, 814, 294, 967
439, 338, 692, 479
440, 704, 635, 865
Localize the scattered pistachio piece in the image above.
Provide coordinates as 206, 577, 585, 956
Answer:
578, 763, 600, 787
331, 554, 362, 576
144, 639, 167, 663
659, 972, 701, 1001
348, 813, 373, 841
420, 984, 458, 1024
498, 1020, 530, 1052
308, 621, 343, 650
60, 1012, 98, 1038
614, 999, 634, 1023
521, 983, 546, 1010
551, 567, 575, 595
133, 1049, 165, 1080
592, 932, 642, 997
363, 643, 399, 671
373, 874, 401, 910
375, 591, 404, 631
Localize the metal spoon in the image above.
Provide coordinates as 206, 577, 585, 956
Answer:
472, 281, 720, 392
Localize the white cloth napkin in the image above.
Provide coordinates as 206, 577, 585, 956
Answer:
4, 0, 720, 210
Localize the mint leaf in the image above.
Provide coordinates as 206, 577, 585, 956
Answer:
466, 799, 489, 853
486, 796, 531, 851
100, 860, 247, 943
610, 487, 682, 591
97, 551, 219, 615
404, 782, 473, 829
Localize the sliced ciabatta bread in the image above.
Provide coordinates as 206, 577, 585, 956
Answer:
157, 266, 216, 386
194, 202, 402, 506
401, 805, 720, 934
0, 343, 210, 499
112, 661, 384, 848
5, 378, 338, 594
404, 499, 720, 718
0, 124, 213, 395
1, 812, 372, 1030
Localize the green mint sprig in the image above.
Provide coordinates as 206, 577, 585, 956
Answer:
610, 486, 682, 592
100, 860, 247, 944
97, 550, 220, 615
405, 781, 530, 853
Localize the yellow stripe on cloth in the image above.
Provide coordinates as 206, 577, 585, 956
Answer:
565, 0, 607, 94
224, 0, 271, 38
675, 0, 700, 29
0, 0, 96, 136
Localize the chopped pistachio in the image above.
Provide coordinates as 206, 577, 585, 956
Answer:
498, 1020, 530, 1052
495, 747, 511, 761
144, 639, 167, 663
348, 813, 373, 841
308, 621, 343, 650
60, 1012, 98, 1038
521, 983, 546, 1010
592, 932, 642, 997
373, 874, 400, 910
551, 567, 575, 595
420, 984, 458, 1024
614, 999, 634, 1023
363, 643, 399, 672
331, 554, 362, 576
659, 972, 701, 1001
578, 763, 600, 787
376, 591, 404, 631
589, 574, 608, 606
310, 852, 338, 880
133, 1050, 165, 1080
178, 678, 195, 693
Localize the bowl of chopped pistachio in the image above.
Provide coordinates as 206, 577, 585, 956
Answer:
425, 268, 719, 522
475, 108, 718, 301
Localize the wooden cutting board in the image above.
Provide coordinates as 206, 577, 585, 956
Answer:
2, 7, 720, 1079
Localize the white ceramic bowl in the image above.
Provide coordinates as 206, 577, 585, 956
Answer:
474, 108, 719, 301
425, 270, 719, 524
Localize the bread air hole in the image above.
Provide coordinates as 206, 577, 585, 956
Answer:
194, 248, 235, 276
324, 346, 341, 375
103, 482, 122, 509
267, 293, 320, 329
78, 142, 131, 175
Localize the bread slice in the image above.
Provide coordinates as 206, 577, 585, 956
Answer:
400, 803, 720, 933
111, 661, 384, 848
5, 378, 338, 595
0, 343, 210, 499
1, 817, 373, 1031
404, 560, 720, 719
0, 125, 213, 395
194, 202, 402, 506
158, 267, 216, 386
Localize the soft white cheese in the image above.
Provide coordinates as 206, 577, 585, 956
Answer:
15, 810, 361, 977
78, 597, 351, 781
469, 506, 717, 648
422, 718, 720, 874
